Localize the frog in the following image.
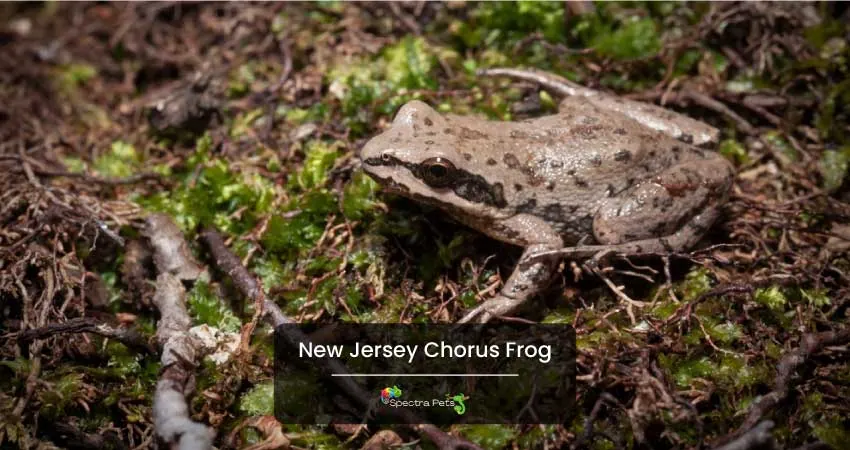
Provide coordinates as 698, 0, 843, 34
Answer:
359, 68, 735, 323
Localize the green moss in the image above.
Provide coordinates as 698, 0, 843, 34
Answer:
238, 382, 275, 416
55, 63, 97, 92
106, 341, 143, 377
62, 156, 86, 173
813, 418, 850, 449
286, 427, 343, 450
94, 141, 140, 178
253, 256, 292, 291
719, 139, 750, 165
342, 171, 381, 220
0, 358, 30, 381
818, 147, 850, 192
799, 288, 831, 308
650, 297, 679, 320
541, 309, 576, 324
454, 424, 517, 449
188, 133, 214, 167
678, 267, 713, 302
709, 321, 743, 345
262, 191, 336, 256
674, 49, 702, 76
228, 64, 257, 98
661, 353, 769, 390
591, 17, 660, 61
291, 141, 341, 190
187, 279, 242, 332
138, 157, 278, 234
38, 373, 87, 419
454, 1, 565, 49
683, 317, 743, 346
577, 329, 637, 351
754, 286, 787, 311
230, 108, 265, 138
516, 424, 557, 448
815, 79, 850, 144
383, 36, 438, 90
327, 35, 452, 135
762, 131, 799, 163
414, 234, 469, 282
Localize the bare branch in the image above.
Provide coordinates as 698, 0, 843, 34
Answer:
712, 421, 776, 450
147, 214, 214, 450
143, 213, 204, 282
16, 317, 155, 354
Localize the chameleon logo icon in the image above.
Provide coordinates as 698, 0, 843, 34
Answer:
380, 386, 402, 404
450, 393, 466, 415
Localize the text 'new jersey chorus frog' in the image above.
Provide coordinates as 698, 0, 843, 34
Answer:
360, 68, 735, 323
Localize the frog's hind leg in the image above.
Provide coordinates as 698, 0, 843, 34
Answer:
593, 155, 733, 249
478, 67, 719, 147
524, 205, 724, 267
520, 155, 733, 266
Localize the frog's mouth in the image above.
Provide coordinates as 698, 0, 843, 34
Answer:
362, 170, 410, 195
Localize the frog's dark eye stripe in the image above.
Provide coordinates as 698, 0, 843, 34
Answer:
419, 157, 456, 188
363, 153, 506, 208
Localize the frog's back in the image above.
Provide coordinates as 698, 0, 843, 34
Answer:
446, 101, 726, 244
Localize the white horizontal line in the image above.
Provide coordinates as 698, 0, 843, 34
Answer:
331, 373, 518, 377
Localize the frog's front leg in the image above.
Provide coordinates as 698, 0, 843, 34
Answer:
458, 215, 563, 324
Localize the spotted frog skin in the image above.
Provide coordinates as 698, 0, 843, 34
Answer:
360, 68, 735, 323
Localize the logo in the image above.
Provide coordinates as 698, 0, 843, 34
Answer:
449, 393, 467, 415
380, 386, 402, 404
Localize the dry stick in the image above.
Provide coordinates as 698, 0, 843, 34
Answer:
48, 422, 128, 450
787, 442, 832, 450
144, 214, 205, 282
387, 2, 421, 36
680, 89, 757, 135
571, 393, 625, 450
716, 329, 850, 446
712, 421, 776, 450
17, 317, 156, 354
12, 265, 55, 418
199, 228, 483, 450
146, 214, 214, 450
199, 227, 283, 354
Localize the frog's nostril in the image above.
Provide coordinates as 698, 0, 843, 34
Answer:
381, 152, 391, 162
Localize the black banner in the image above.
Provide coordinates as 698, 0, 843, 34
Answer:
274, 323, 576, 425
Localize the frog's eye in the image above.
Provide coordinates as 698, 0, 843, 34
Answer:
420, 157, 456, 188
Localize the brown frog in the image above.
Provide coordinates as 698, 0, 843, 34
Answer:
359, 68, 735, 323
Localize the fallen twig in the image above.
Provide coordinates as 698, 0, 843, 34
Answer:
47, 421, 128, 450
146, 214, 214, 450
143, 214, 205, 281
16, 317, 156, 354
712, 421, 776, 450
680, 89, 758, 135
200, 227, 275, 353
571, 393, 626, 450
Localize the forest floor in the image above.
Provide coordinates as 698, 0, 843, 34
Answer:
1, 2, 849, 449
